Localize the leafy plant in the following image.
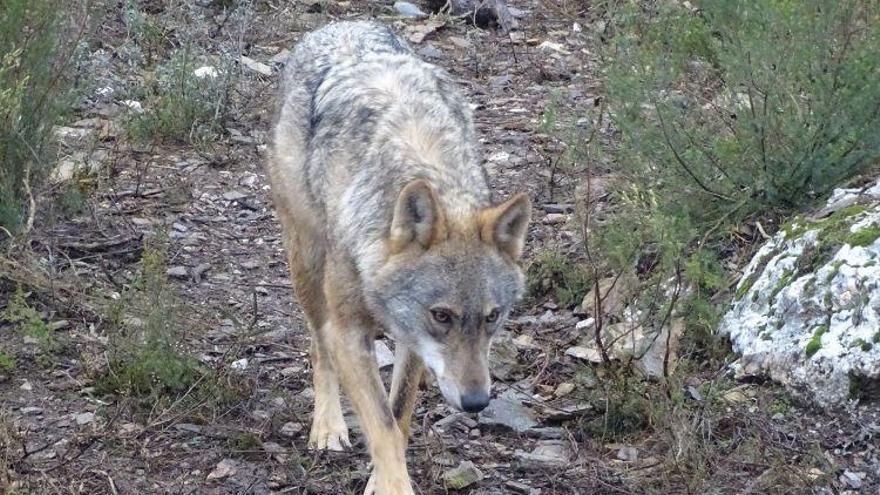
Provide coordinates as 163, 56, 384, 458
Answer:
596, 0, 880, 346
126, 46, 232, 146
0, 0, 80, 234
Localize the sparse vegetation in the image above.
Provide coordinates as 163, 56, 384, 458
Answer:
97, 245, 243, 414
0, 0, 84, 235
125, 46, 233, 146
592, 0, 880, 344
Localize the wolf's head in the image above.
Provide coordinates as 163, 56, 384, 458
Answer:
365, 180, 530, 413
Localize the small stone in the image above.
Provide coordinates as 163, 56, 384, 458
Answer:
515, 440, 570, 468
513, 334, 537, 349
393, 1, 428, 18
375, 340, 395, 369
207, 458, 237, 481
280, 365, 303, 377
118, 423, 142, 435
505, 480, 532, 494
565, 346, 602, 363
721, 389, 749, 404
174, 423, 202, 434
543, 203, 574, 214
616, 446, 638, 462
240, 56, 273, 76
554, 382, 575, 397
19, 380, 33, 391
840, 470, 864, 489
223, 190, 248, 201
771, 412, 785, 421
166, 266, 188, 278
21, 406, 43, 416
193, 66, 218, 78
442, 460, 483, 490
231, 358, 248, 371
75, 412, 96, 425
686, 386, 703, 402
448, 36, 471, 49
478, 390, 538, 432
22, 336, 39, 346
240, 260, 261, 270
575, 318, 596, 331
542, 213, 567, 224
262, 441, 285, 454
417, 45, 443, 59
280, 422, 304, 437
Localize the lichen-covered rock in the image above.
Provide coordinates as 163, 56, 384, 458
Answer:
720, 179, 880, 407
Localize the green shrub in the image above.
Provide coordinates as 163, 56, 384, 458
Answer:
0, 0, 76, 234
97, 244, 245, 414
596, 0, 880, 340
126, 46, 231, 145
1, 286, 56, 353
98, 246, 205, 398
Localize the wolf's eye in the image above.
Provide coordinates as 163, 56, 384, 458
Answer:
431, 309, 452, 324
485, 308, 500, 323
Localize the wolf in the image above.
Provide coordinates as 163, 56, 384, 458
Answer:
268, 21, 530, 495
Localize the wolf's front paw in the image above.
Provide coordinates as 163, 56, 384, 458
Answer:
307, 417, 350, 451
363, 470, 414, 495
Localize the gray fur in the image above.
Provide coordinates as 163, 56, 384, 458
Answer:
270, 21, 527, 412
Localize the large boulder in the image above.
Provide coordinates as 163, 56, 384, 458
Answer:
720, 180, 880, 407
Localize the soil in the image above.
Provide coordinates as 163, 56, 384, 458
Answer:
1, 1, 878, 494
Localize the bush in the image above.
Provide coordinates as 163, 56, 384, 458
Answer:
126, 46, 232, 145
597, 0, 880, 341
0, 0, 78, 235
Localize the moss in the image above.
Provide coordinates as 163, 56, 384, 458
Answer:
846, 223, 880, 247
769, 268, 794, 301
805, 324, 828, 357
735, 248, 780, 300
873, 331, 880, 344
825, 260, 845, 283
851, 338, 873, 352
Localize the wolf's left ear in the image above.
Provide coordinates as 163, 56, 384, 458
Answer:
389, 179, 447, 253
480, 193, 531, 259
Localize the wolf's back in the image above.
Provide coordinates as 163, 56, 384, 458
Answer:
279, 22, 411, 101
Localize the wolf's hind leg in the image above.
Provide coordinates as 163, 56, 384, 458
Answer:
285, 237, 350, 451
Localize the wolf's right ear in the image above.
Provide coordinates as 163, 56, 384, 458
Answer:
389, 180, 447, 253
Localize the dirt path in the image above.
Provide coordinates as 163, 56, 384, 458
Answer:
3, 1, 877, 494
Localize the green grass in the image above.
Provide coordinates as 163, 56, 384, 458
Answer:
96, 245, 246, 413
846, 224, 880, 247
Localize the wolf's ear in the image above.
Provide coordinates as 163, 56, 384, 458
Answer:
480, 193, 531, 259
389, 180, 447, 252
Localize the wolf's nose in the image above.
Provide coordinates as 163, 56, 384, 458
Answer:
460, 391, 490, 413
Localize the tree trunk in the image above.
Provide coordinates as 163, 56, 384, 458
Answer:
424, 0, 515, 32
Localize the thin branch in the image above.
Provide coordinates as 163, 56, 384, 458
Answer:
655, 103, 731, 201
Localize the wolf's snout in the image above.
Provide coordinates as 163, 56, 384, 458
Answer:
459, 390, 490, 413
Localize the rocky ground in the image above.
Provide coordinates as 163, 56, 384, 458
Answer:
1, 1, 878, 494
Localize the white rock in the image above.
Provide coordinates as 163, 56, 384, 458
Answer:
720, 178, 880, 407
374, 340, 395, 369
120, 100, 143, 113
230, 358, 248, 371
280, 422, 303, 437
575, 318, 595, 331
206, 458, 237, 481
240, 56, 273, 76
75, 412, 96, 425
193, 66, 218, 78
